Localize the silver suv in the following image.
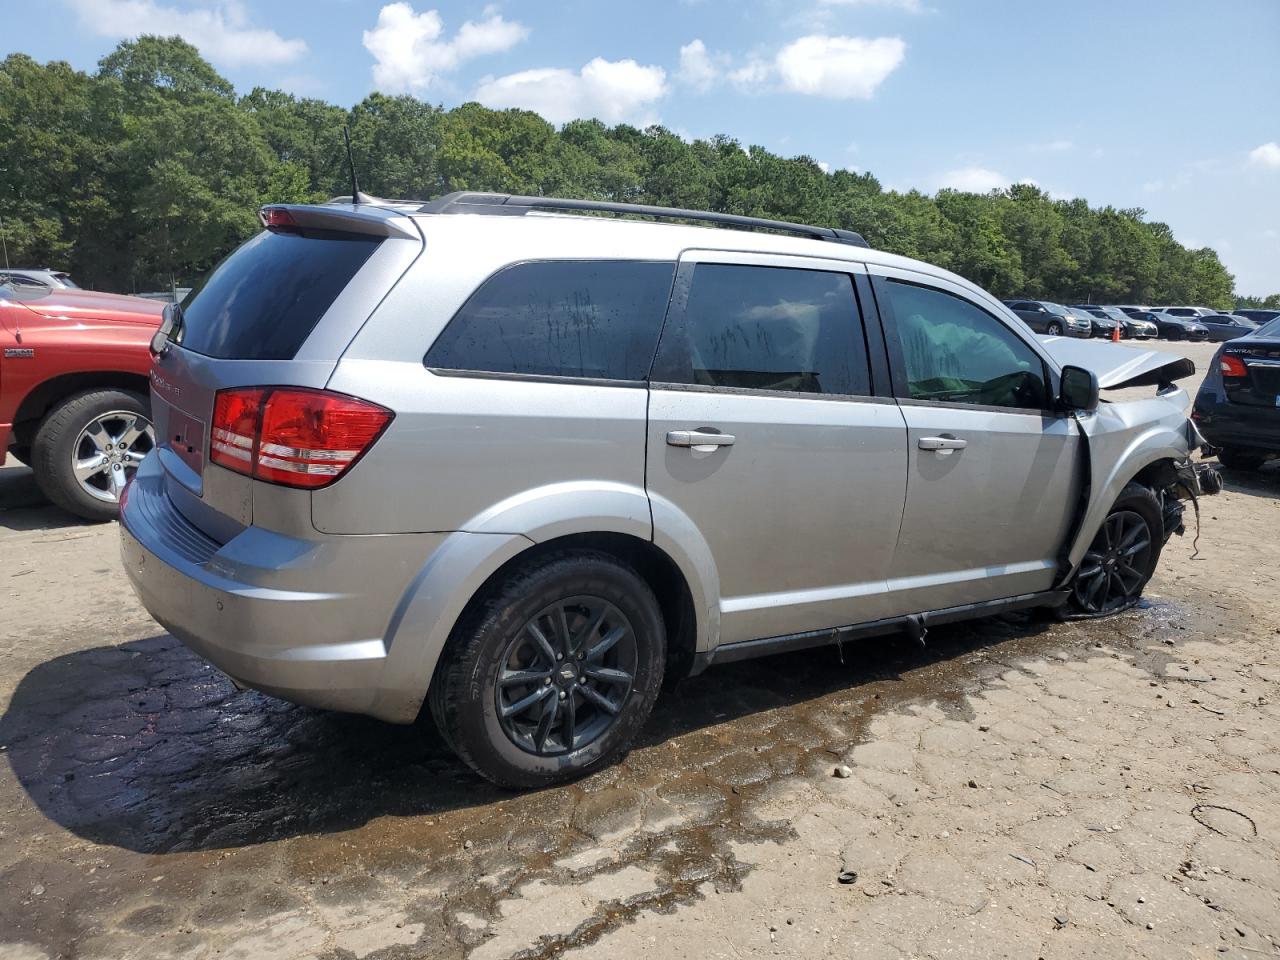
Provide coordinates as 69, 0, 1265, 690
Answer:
121, 193, 1216, 787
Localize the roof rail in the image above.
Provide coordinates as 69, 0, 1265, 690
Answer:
418, 192, 871, 249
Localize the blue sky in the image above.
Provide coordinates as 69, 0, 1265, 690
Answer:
7, 0, 1280, 294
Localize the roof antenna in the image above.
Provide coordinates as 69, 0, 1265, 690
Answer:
0, 215, 10, 271
342, 126, 370, 205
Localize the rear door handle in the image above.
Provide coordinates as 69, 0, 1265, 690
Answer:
667, 430, 736, 449
918, 436, 967, 454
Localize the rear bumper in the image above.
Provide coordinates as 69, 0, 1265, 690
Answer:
119, 454, 447, 721
1192, 393, 1280, 453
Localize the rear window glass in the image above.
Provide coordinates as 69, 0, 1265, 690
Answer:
652, 263, 870, 396
425, 260, 676, 381
175, 228, 382, 360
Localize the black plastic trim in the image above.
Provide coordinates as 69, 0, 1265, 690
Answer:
690, 589, 1069, 674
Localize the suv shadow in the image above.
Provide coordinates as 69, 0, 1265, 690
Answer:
0, 615, 1052, 856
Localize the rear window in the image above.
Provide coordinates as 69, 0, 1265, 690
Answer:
425, 260, 676, 381
652, 263, 870, 396
175, 229, 382, 360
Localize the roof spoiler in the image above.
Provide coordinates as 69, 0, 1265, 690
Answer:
418, 191, 872, 249
258, 204, 419, 240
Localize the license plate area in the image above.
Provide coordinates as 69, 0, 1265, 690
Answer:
164, 405, 206, 478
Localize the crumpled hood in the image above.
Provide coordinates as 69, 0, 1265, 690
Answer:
1040, 337, 1195, 389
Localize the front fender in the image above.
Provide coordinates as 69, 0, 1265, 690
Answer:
1065, 387, 1192, 569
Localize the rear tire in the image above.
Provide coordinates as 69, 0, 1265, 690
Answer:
429, 550, 666, 788
1066, 482, 1163, 618
31, 389, 153, 522
1218, 447, 1269, 471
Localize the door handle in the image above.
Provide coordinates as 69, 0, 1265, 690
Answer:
918, 436, 967, 455
667, 430, 736, 449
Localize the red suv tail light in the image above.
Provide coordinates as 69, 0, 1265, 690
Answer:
210, 387, 393, 489
1219, 354, 1248, 378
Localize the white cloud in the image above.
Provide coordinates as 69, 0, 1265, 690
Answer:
1248, 142, 1280, 169
936, 167, 1009, 192
67, 0, 306, 67
728, 58, 773, 89
1264, 228, 1278, 240
474, 57, 667, 126
775, 35, 906, 99
678, 39, 717, 92
363, 3, 528, 94
817, 160, 831, 173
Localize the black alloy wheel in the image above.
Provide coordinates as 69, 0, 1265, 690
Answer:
495, 596, 637, 756
1072, 509, 1155, 615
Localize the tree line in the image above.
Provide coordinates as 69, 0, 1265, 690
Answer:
0, 36, 1261, 310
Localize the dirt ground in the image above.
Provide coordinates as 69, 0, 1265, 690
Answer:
1, 339, 1277, 960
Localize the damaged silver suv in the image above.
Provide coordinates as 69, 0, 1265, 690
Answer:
120, 193, 1218, 787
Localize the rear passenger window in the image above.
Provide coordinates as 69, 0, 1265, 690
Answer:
426, 260, 676, 381
652, 264, 869, 396
881, 280, 1048, 410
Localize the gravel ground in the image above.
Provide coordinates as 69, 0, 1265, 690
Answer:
1, 339, 1278, 960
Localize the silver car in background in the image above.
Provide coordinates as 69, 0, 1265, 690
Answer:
121, 193, 1217, 787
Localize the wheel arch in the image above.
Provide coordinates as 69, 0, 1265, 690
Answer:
372, 486, 721, 724
1066, 427, 1187, 571
9, 371, 150, 447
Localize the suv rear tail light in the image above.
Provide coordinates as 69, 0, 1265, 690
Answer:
210, 387, 392, 489
1219, 354, 1248, 378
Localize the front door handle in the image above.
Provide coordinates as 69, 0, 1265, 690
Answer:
918, 436, 967, 455
667, 430, 736, 449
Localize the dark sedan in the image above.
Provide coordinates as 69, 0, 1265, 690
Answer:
1193, 316, 1280, 470
1001, 299, 1092, 337
1071, 304, 1156, 339
1199, 313, 1261, 342
1062, 304, 1119, 338
1236, 309, 1280, 326
1122, 308, 1209, 341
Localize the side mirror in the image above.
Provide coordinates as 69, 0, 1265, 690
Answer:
1060, 365, 1099, 413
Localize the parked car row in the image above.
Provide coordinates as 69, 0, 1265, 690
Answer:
1003, 296, 1266, 343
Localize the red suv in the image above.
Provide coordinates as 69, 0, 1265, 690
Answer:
1, 284, 163, 520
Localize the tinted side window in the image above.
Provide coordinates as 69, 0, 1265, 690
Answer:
882, 280, 1048, 410
178, 229, 382, 360
426, 260, 675, 381
652, 263, 869, 396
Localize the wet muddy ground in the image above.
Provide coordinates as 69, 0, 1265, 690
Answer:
1, 341, 1277, 959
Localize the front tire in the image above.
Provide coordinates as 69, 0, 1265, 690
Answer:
1046, 321, 1063, 336
1067, 482, 1163, 618
429, 550, 666, 788
31, 389, 154, 522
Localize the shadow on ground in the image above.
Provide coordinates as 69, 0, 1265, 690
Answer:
0, 613, 1052, 857
0, 462, 88, 532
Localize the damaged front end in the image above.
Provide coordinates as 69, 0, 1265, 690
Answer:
1051, 339, 1222, 585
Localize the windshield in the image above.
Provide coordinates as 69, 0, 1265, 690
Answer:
1258, 317, 1280, 337
53, 273, 79, 289
1067, 307, 1094, 320
1044, 303, 1071, 317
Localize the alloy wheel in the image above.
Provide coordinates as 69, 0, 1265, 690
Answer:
494, 596, 637, 756
1072, 510, 1153, 614
72, 410, 154, 503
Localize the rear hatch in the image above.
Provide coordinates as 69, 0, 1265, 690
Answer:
1220, 338, 1280, 408
148, 204, 422, 541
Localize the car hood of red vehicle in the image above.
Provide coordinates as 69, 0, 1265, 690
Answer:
17, 289, 165, 325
